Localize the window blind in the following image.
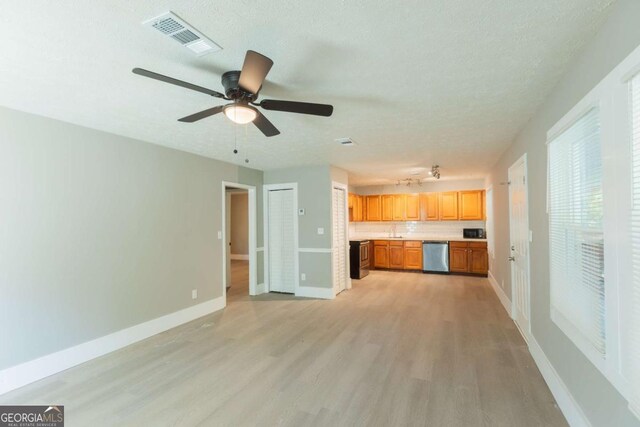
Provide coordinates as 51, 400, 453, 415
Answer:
548, 107, 605, 357
628, 73, 640, 411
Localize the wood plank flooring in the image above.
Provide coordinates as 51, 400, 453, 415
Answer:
0, 268, 567, 426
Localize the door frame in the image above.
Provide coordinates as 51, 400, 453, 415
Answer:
263, 183, 300, 294
331, 181, 351, 294
507, 153, 532, 340
221, 182, 258, 302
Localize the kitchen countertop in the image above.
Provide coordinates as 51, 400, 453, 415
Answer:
349, 236, 487, 242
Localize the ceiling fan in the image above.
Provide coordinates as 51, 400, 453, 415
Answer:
132, 50, 333, 137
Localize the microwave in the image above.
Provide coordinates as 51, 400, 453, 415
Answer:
463, 228, 486, 239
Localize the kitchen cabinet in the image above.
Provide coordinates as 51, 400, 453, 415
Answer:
420, 192, 439, 221
352, 195, 364, 222
459, 190, 484, 220
449, 241, 488, 276
439, 192, 459, 220
389, 241, 404, 269
381, 195, 394, 221
373, 240, 389, 268
405, 194, 420, 221
393, 194, 406, 220
369, 240, 375, 268
366, 196, 382, 221
403, 241, 423, 270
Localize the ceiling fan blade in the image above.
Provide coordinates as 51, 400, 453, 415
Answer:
132, 68, 226, 99
238, 51, 274, 95
253, 111, 280, 137
178, 106, 225, 123
259, 99, 333, 117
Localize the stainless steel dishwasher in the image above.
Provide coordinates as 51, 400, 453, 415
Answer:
422, 241, 450, 273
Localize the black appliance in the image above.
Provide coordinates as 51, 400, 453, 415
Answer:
349, 240, 370, 279
463, 228, 486, 239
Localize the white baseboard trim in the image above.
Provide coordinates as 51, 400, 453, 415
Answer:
0, 297, 225, 396
256, 282, 266, 294
295, 286, 335, 300
486, 271, 589, 426
488, 271, 512, 318
528, 337, 591, 427
230, 254, 249, 260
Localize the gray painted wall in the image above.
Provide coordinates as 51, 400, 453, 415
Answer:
353, 178, 485, 195
0, 106, 264, 370
264, 166, 334, 288
485, 0, 640, 425
230, 193, 249, 255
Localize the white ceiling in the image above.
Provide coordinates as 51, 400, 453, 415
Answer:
0, 1, 613, 185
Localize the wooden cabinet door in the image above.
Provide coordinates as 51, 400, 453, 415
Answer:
420, 193, 439, 221
449, 246, 469, 273
439, 192, 459, 220
389, 245, 404, 269
369, 241, 375, 268
374, 245, 389, 268
393, 194, 406, 220
459, 190, 485, 220
366, 196, 381, 221
405, 194, 420, 221
381, 195, 394, 221
404, 248, 423, 270
353, 195, 363, 222
469, 247, 488, 275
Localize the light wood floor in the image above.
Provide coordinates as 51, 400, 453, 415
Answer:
0, 269, 567, 426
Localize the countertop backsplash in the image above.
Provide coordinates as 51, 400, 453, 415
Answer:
349, 220, 485, 240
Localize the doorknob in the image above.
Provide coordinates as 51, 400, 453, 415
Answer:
508, 256, 515, 262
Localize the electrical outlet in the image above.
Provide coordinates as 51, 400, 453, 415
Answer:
192, 289, 198, 300
301, 273, 306, 281
317, 227, 324, 235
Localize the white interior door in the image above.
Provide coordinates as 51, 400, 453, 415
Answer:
508, 155, 531, 338
268, 189, 296, 293
332, 186, 348, 294
225, 191, 232, 288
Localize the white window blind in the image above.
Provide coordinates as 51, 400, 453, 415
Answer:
627, 73, 640, 411
548, 107, 605, 359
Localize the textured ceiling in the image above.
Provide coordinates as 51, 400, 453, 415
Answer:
0, 0, 613, 185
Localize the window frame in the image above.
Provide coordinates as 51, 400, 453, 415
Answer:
545, 43, 640, 414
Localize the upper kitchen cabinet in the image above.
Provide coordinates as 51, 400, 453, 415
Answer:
439, 192, 459, 220
352, 195, 364, 222
458, 190, 485, 220
381, 195, 394, 221
366, 195, 382, 221
405, 194, 420, 221
393, 194, 406, 220
420, 193, 439, 221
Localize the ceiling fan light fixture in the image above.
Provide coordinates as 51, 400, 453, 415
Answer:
224, 104, 257, 124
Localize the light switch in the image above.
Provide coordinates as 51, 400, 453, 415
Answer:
301, 273, 306, 281
317, 227, 324, 235
217, 231, 222, 239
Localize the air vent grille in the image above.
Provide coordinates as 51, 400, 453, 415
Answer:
143, 12, 222, 56
336, 137, 356, 146
152, 18, 184, 35
171, 29, 199, 44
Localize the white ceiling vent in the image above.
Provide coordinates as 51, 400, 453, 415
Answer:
336, 137, 356, 146
143, 12, 222, 56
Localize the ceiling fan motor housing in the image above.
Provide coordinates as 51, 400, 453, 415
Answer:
222, 70, 255, 101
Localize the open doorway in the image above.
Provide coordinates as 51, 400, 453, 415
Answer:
222, 182, 257, 303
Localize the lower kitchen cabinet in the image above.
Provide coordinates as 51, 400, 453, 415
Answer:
404, 247, 423, 270
449, 241, 488, 276
389, 242, 404, 269
373, 241, 389, 268
449, 243, 469, 273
